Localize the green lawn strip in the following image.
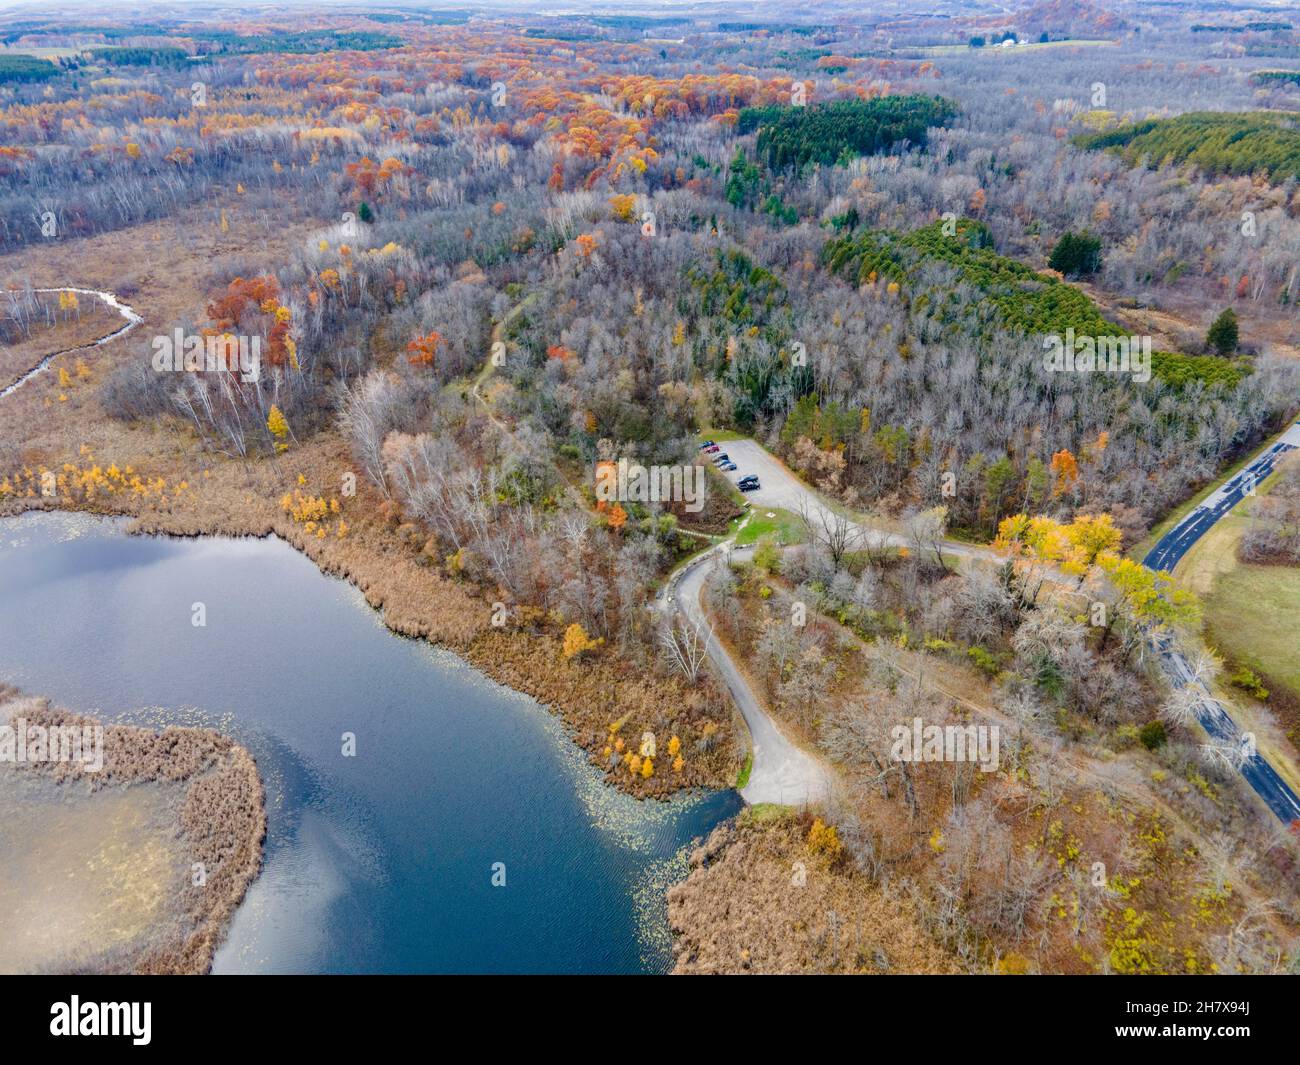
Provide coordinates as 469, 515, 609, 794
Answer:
736, 506, 805, 546
736, 751, 754, 789
1204, 563, 1300, 703
744, 802, 791, 822
698, 426, 749, 443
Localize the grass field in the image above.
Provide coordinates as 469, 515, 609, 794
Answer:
1175, 465, 1300, 752
1204, 563, 1300, 702
697, 427, 748, 443
736, 506, 805, 546
0, 45, 82, 59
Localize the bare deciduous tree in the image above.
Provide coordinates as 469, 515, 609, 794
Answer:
660, 614, 712, 685
337, 370, 399, 497
797, 496, 863, 566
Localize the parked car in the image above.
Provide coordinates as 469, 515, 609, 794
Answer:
738, 480, 760, 492
698, 440, 714, 450
721, 462, 737, 471
712, 453, 730, 464
738, 476, 759, 488
704, 445, 720, 454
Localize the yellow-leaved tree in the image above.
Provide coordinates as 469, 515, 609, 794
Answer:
807, 817, 842, 859
995, 510, 1198, 648
561, 622, 603, 661
1064, 513, 1122, 568
609, 193, 637, 222
267, 405, 290, 450
1096, 553, 1199, 650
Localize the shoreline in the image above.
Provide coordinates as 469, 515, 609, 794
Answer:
0, 487, 746, 802
0, 686, 266, 975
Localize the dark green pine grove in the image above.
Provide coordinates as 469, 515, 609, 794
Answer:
823, 218, 1246, 389
1073, 111, 1300, 183
738, 95, 959, 170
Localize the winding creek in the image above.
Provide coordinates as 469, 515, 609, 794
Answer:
1, 288, 143, 399
0, 512, 741, 973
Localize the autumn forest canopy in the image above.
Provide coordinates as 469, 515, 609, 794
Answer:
0, 2, 1295, 580
3, 0, 1300, 981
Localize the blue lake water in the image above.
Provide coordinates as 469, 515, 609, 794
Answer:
0, 512, 740, 974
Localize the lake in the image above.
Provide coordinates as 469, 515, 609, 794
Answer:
0, 512, 740, 974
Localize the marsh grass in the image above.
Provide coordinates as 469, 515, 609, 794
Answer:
0, 687, 265, 974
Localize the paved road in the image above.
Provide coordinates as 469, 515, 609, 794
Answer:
1151, 629, 1300, 824
710, 429, 1300, 825
1143, 419, 1300, 825
662, 542, 833, 807
1145, 419, 1300, 573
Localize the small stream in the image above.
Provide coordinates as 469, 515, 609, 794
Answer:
1, 288, 143, 399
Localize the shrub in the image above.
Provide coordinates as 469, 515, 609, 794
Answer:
1139, 720, 1168, 751
1114, 723, 1141, 750
1229, 666, 1269, 700
807, 817, 843, 859
967, 645, 1001, 677
753, 534, 781, 574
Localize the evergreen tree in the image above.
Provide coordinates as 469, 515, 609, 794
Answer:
1048, 231, 1102, 277
1206, 308, 1239, 356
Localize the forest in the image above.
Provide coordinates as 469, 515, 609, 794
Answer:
1074, 111, 1300, 183
739, 95, 959, 168
2, 1, 1299, 978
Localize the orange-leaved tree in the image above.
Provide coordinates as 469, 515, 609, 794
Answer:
407, 331, 444, 368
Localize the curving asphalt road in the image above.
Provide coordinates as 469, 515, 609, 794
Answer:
707, 429, 1300, 825
661, 541, 834, 807
1143, 418, 1300, 825
1145, 419, 1300, 573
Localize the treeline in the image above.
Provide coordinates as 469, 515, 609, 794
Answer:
1191, 22, 1292, 33
0, 21, 172, 43
88, 46, 191, 67
717, 22, 820, 35
1252, 70, 1300, 85
738, 95, 958, 170
1073, 111, 1300, 183
0, 54, 59, 84
194, 30, 403, 55
824, 218, 1246, 389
